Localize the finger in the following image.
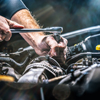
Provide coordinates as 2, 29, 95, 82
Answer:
58, 38, 68, 60
46, 36, 59, 56
1, 34, 6, 41
0, 34, 3, 42
64, 46, 68, 59
4, 19, 23, 41
4, 30, 12, 41
0, 30, 5, 41
1, 25, 12, 41
0, 25, 12, 41
48, 47, 59, 57
6, 19, 24, 29
58, 37, 68, 48
0, 16, 12, 41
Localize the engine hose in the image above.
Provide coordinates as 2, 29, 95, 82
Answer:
66, 52, 100, 65
0, 57, 29, 67
58, 73, 72, 84
58, 69, 82, 84
72, 52, 100, 59
31, 55, 66, 72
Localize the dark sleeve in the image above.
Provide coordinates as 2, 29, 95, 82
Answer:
0, 0, 28, 19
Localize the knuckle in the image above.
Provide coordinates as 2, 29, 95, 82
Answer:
5, 29, 10, 34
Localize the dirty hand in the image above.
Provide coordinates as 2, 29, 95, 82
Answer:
0, 16, 24, 41
36, 35, 68, 65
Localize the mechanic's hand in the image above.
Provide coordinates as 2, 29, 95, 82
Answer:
37, 35, 68, 65
0, 16, 24, 41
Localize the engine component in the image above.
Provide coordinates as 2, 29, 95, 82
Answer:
18, 56, 64, 83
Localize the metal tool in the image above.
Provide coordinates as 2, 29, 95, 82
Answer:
11, 27, 63, 33
10, 27, 63, 43
61, 25, 100, 39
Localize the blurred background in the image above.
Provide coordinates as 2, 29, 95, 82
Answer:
21, 0, 100, 45
22, 0, 100, 32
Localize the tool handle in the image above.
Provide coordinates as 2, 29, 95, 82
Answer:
10, 27, 63, 33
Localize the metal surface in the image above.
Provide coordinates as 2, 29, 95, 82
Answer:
11, 25, 100, 40
61, 25, 100, 39
11, 27, 63, 34
40, 87, 45, 100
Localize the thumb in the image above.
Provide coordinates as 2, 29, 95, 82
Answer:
6, 19, 24, 29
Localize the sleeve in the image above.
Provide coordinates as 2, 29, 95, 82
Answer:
0, 0, 28, 19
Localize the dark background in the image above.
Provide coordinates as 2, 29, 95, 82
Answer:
23, 0, 100, 32
22, 0, 100, 45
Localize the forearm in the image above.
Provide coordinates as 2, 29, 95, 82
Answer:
11, 9, 68, 62
11, 9, 45, 51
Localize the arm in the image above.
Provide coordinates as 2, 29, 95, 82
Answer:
11, 9, 47, 55
11, 9, 68, 58
0, 15, 24, 41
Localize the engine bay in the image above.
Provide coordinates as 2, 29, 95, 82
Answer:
0, 26, 100, 100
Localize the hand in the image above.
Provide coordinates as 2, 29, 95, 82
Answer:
36, 35, 68, 65
10, 9, 67, 65
0, 16, 24, 41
